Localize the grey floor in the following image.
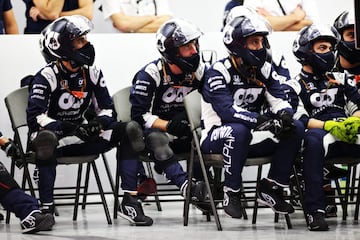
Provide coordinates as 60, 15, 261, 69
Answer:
1, 196, 360, 240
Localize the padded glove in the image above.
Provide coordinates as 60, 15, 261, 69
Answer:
61, 120, 102, 141
277, 110, 296, 137
61, 121, 78, 136
255, 115, 284, 138
343, 116, 360, 143
1, 140, 23, 168
1, 140, 21, 158
323, 120, 356, 144
74, 120, 102, 142
166, 111, 191, 137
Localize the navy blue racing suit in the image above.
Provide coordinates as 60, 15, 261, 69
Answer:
119, 58, 205, 193
282, 69, 360, 213
201, 57, 304, 192
27, 61, 134, 203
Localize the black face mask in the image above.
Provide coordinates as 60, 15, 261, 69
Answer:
71, 42, 96, 68
338, 40, 360, 64
242, 48, 267, 67
173, 53, 200, 73
309, 51, 336, 75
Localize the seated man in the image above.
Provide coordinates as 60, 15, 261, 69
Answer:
26, 15, 145, 220
0, 131, 55, 233
201, 14, 304, 219
282, 23, 360, 230
116, 18, 208, 225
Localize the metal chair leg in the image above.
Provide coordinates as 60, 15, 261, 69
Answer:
91, 161, 112, 224
73, 164, 83, 221
145, 162, 162, 211
252, 165, 262, 224
81, 163, 91, 210
113, 160, 120, 219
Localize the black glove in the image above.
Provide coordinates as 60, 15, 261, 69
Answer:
74, 120, 102, 142
277, 110, 296, 138
255, 115, 284, 138
84, 108, 106, 129
166, 111, 191, 137
1, 140, 21, 159
1, 140, 23, 168
61, 120, 102, 141
61, 121, 78, 136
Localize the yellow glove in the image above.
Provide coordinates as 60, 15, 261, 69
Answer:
323, 120, 356, 144
343, 116, 360, 143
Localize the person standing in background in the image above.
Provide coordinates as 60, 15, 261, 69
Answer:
244, 0, 320, 31
102, 0, 172, 33
0, 0, 18, 34
23, 0, 93, 34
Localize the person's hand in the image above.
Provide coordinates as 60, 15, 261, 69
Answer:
29, 6, 41, 22
323, 120, 356, 144
292, 5, 306, 21
277, 110, 296, 137
1, 140, 21, 159
256, 7, 271, 17
61, 121, 78, 136
342, 116, 360, 143
255, 115, 283, 138
166, 111, 191, 137
74, 120, 102, 142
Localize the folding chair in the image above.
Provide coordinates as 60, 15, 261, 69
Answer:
183, 90, 292, 231
293, 155, 360, 222
327, 158, 360, 221
4, 87, 112, 224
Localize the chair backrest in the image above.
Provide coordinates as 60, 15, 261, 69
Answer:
112, 86, 132, 122
4, 87, 31, 157
183, 90, 202, 132
183, 90, 224, 165
4, 87, 29, 130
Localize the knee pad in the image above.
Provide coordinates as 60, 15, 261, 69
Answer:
146, 132, 173, 161
126, 121, 145, 152
32, 130, 58, 165
0, 162, 20, 196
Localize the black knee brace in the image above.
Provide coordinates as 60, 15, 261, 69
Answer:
146, 132, 173, 161
32, 130, 58, 166
126, 121, 145, 152
0, 162, 20, 196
